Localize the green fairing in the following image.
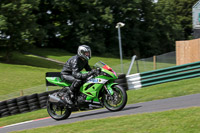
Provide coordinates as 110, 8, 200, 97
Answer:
46, 61, 119, 103
80, 83, 104, 101
46, 77, 71, 87
80, 71, 88, 74
80, 68, 118, 101
80, 82, 119, 102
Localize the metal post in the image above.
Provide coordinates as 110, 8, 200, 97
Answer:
153, 55, 157, 70
116, 22, 125, 74
117, 27, 124, 73
136, 60, 139, 73
127, 55, 137, 75
46, 86, 48, 91
20, 90, 24, 96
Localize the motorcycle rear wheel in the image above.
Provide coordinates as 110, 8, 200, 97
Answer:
103, 85, 127, 112
47, 101, 71, 120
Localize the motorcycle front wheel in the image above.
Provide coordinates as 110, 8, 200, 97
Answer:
103, 85, 127, 112
47, 101, 71, 120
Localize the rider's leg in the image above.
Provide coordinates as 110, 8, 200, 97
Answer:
60, 74, 75, 104
70, 79, 82, 96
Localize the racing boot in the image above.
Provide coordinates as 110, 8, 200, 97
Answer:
62, 93, 73, 105
62, 87, 74, 99
67, 89, 74, 99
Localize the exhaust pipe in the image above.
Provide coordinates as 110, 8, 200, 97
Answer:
48, 94, 65, 104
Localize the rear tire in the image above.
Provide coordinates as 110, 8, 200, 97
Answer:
47, 101, 71, 120
103, 85, 127, 112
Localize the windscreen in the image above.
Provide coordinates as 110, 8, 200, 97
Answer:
94, 61, 117, 76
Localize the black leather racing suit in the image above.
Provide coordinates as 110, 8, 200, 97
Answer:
60, 55, 92, 92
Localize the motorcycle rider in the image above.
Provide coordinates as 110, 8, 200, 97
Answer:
60, 45, 97, 105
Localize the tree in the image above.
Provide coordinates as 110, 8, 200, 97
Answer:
174, 0, 198, 39
152, 0, 198, 55
152, 0, 184, 54
1, 0, 196, 60
0, 0, 43, 61
30, 0, 156, 57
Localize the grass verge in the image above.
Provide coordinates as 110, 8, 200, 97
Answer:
0, 48, 199, 128
0, 48, 176, 97
0, 109, 48, 127
1, 77, 200, 127
11, 106, 200, 133
0, 52, 61, 97
27, 48, 176, 73
0, 49, 130, 98
0, 62, 59, 96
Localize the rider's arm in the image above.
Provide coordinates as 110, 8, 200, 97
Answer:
71, 59, 94, 79
84, 62, 92, 71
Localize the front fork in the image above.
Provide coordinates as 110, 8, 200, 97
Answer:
92, 83, 118, 105
104, 83, 118, 99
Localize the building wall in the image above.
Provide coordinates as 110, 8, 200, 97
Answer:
193, 8, 200, 29
176, 38, 200, 65
193, 1, 200, 29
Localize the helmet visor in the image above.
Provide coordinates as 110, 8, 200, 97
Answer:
84, 51, 91, 59
85, 51, 90, 57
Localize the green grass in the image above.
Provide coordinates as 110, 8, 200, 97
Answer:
0, 63, 59, 95
132, 60, 176, 73
0, 49, 131, 99
11, 107, 200, 133
27, 48, 132, 73
0, 52, 62, 98
0, 109, 48, 127
1, 77, 200, 127
27, 48, 74, 61
27, 48, 127, 65
0, 51, 62, 69
27, 48, 176, 74
0, 48, 199, 128
0, 48, 132, 99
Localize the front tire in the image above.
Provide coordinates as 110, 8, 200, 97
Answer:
103, 85, 127, 111
47, 101, 71, 120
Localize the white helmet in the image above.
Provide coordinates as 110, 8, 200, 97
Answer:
77, 45, 91, 60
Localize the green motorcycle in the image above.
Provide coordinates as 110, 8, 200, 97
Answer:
46, 61, 127, 120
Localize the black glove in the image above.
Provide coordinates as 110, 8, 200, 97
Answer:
91, 69, 96, 74
81, 70, 95, 79
82, 68, 101, 79
91, 67, 101, 75
96, 67, 101, 74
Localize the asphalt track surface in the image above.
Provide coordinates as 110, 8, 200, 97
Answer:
1, 93, 200, 133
